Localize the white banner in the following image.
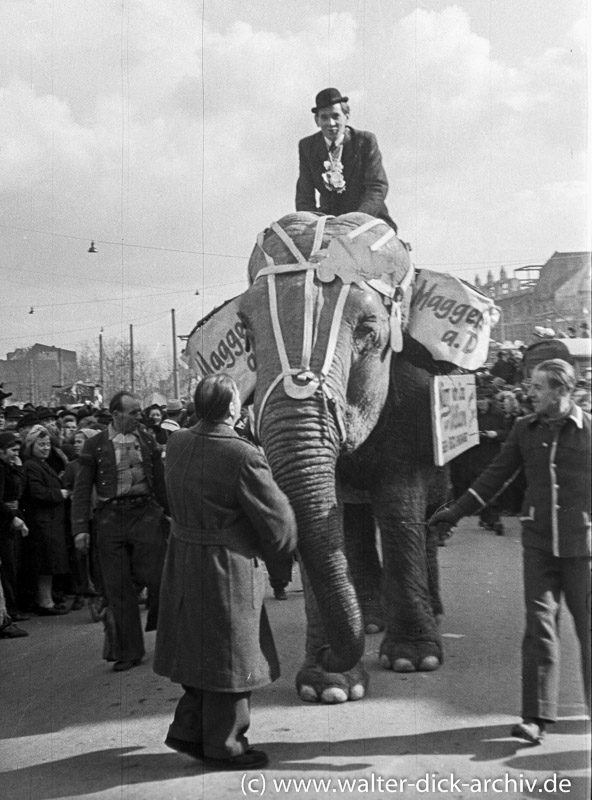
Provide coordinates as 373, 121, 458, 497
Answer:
183, 297, 257, 402
431, 374, 479, 466
408, 270, 499, 370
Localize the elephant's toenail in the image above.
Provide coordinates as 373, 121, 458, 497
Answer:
350, 684, 365, 700
393, 658, 415, 672
380, 654, 392, 669
321, 688, 349, 704
419, 655, 440, 671
299, 686, 318, 703
365, 623, 381, 634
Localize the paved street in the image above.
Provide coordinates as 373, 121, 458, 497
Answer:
1, 517, 590, 800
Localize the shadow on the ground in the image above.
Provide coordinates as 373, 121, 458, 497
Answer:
1, 722, 589, 800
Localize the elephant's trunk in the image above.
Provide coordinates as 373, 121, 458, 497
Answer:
262, 404, 364, 673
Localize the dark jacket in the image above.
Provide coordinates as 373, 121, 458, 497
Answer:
20, 456, 69, 574
0, 460, 23, 533
71, 424, 168, 535
153, 422, 297, 692
296, 126, 396, 229
456, 404, 591, 557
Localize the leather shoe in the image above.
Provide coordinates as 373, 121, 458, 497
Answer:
0, 623, 29, 638
273, 588, 288, 600
203, 748, 269, 770
35, 605, 69, 616
511, 719, 546, 744
112, 658, 141, 672
164, 736, 203, 760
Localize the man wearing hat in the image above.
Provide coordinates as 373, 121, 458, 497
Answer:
296, 87, 397, 231
165, 399, 187, 427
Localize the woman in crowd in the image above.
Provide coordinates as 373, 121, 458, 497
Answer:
154, 374, 297, 770
20, 425, 70, 615
144, 404, 169, 446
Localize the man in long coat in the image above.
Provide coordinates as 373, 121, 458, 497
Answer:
295, 87, 397, 231
154, 374, 296, 770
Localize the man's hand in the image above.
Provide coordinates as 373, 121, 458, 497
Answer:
11, 517, 29, 537
74, 532, 90, 552
428, 507, 461, 542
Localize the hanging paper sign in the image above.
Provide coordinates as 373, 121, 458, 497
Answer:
408, 270, 499, 370
431, 374, 479, 466
183, 297, 256, 402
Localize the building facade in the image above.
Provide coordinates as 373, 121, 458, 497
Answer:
474, 251, 591, 345
0, 344, 77, 405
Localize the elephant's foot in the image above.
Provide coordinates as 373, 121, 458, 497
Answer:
296, 661, 369, 704
360, 595, 385, 635
379, 638, 442, 672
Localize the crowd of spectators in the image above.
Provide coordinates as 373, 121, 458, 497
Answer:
0, 398, 192, 639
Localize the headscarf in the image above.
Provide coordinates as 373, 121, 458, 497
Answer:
22, 424, 50, 457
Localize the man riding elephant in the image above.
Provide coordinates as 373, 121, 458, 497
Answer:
296, 87, 398, 232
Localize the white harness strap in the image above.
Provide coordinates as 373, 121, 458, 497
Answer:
253, 216, 412, 442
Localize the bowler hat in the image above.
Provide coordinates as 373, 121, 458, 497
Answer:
4, 406, 23, 419
311, 87, 349, 113
36, 407, 57, 421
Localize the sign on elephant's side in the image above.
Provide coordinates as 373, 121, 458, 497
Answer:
431, 374, 479, 466
182, 297, 257, 401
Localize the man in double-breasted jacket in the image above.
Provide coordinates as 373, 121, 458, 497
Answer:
295, 87, 397, 231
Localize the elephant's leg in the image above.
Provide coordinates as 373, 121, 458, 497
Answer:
373, 468, 443, 672
296, 561, 369, 704
343, 503, 384, 633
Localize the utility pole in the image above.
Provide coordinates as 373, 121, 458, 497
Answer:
171, 308, 179, 398
129, 324, 135, 392
99, 330, 104, 388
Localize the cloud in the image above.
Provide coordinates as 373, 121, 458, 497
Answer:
0, 1, 588, 352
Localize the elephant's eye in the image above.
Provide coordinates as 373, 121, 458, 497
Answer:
353, 320, 382, 353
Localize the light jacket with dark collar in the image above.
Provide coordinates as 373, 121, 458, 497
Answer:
456, 404, 591, 557
295, 126, 397, 229
71, 424, 168, 535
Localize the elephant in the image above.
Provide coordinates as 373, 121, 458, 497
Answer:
238, 211, 453, 704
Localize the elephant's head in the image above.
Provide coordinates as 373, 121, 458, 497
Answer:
238, 212, 413, 673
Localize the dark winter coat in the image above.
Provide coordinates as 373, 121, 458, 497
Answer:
153, 422, 297, 692
21, 456, 69, 574
456, 404, 591, 557
296, 126, 396, 229
0, 460, 24, 537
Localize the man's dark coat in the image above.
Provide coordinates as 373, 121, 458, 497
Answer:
153, 423, 297, 692
295, 126, 396, 229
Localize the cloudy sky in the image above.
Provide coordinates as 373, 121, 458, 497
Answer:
0, 0, 589, 368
